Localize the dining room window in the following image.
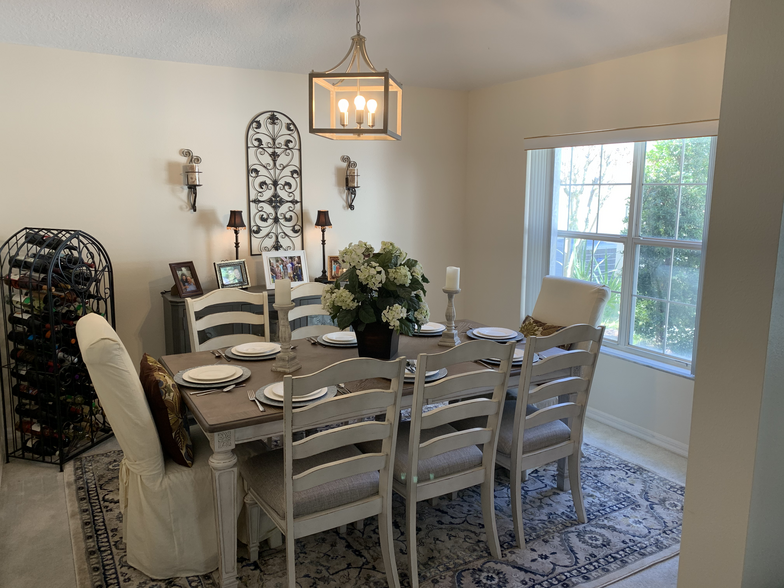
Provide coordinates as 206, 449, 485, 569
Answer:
548, 136, 716, 369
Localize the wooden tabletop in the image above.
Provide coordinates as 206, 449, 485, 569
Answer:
161, 320, 545, 434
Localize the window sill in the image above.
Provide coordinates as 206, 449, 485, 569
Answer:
600, 346, 695, 380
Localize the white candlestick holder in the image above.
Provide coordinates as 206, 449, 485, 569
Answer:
438, 288, 462, 347
271, 302, 302, 374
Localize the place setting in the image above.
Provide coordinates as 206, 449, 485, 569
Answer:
310, 330, 358, 348
173, 363, 252, 391
223, 341, 282, 361
476, 347, 539, 369
466, 326, 525, 343
404, 359, 448, 383
255, 381, 339, 408
411, 321, 446, 337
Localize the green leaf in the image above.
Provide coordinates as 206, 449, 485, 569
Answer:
398, 319, 414, 337
358, 304, 377, 324
337, 309, 357, 330
396, 286, 412, 299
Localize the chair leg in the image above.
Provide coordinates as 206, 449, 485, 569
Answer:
268, 529, 283, 549
481, 479, 501, 559
428, 497, 438, 507
338, 524, 348, 534
521, 469, 528, 483
509, 461, 526, 549
406, 499, 419, 588
379, 510, 400, 588
244, 492, 261, 563
354, 518, 365, 533
286, 531, 296, 588
568, 451, 587, 523
556, 457, 570, 491
451, 491, 459, 501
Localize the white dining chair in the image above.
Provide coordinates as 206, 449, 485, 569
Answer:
240, 356, 407, 588
359, 340, 515, 588
528, 275, 610, 333
184, 288, 270, 352
477, 324, 604, 549
288, 282, 339, 340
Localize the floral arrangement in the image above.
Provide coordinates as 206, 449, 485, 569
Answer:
321, 241, 430, 335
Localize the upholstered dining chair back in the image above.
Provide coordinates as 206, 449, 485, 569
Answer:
288, 282, 340, 340
185, 288, 270, 351
76, 313, 165, 479
532, 275, 611, 329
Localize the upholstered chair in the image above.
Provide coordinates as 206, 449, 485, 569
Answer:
529, 275, 610, 331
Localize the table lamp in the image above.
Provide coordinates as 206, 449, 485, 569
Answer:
227, 210, 246, 260
314, 210, 332, 283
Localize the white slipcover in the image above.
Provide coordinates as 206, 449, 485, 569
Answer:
77, 314, 219, 578
531, 276, 611, 328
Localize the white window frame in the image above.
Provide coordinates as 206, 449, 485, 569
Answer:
525, 135, 717, 374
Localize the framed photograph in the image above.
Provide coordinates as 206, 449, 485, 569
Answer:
215, 259, 250, 289
169, 261, 203, 298
261, 250, 309, 288
327, 255, 344, 282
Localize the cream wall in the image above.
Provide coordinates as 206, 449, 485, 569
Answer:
463, 36, 727, 452
0, 43, 468, 363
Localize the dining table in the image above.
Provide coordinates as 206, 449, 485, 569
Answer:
160, 319, 570, 588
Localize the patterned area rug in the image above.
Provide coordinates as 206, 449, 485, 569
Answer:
64, 445, 683, 588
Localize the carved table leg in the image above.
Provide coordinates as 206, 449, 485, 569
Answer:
210, 431, 239, 588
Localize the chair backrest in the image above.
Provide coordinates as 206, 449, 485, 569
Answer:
76, 314, 165, 480
407, 340, 516, 498
184, 289, 270, 351
282, 356, 406, 537
512, 324, 605, 463
532, 276, 611, 328
288, 282, 339, 340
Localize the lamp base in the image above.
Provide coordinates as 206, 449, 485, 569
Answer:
314, 273, 329, 284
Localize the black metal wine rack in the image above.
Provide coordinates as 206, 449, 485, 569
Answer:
0, 228, 115, 470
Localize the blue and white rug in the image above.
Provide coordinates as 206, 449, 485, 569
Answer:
65, 445, 683, 588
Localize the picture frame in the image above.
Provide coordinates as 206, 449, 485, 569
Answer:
261, 250, 309, 288
169, 261, 203, 298
214, 259, 250, 289
327, 255, 344, 282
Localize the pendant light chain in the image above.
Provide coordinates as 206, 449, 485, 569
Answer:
356, 0, 361, 35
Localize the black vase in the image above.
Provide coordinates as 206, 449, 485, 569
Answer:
354, 321, 400, 360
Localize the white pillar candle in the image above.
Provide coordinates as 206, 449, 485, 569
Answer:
445, 266, 460, 290
275, 278, 292, 305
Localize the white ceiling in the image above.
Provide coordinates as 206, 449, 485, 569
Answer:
0, 0, 730, 90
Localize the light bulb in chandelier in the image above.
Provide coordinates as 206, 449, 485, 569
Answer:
338, 99, 349, 127
354, 94, 366, 126
367, 99, 377, 128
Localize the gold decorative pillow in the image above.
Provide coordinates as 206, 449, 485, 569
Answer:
520, 315, 566, 338
139, 354, 194, 467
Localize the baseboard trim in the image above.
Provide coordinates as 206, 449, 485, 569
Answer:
586, 407, 689, 458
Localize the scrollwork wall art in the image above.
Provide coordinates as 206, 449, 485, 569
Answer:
246, 111, 303, 254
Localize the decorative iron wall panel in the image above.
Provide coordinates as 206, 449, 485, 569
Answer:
246, 111, 303, 254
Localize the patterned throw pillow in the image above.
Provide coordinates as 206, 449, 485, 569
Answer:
139, 354, 194, 467
520, 315, 566, 338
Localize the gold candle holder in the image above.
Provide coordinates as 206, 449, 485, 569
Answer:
438, 288, 462, 347
271, 302, 301, 374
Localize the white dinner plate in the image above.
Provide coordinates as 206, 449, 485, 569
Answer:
489, 348, 526, 363
473, 327, 518, 340
403, 360, 440, 380
182, 365, 243, 384
323, 331, 357, 344
418, 322, 446, 333
262, 381, 329, 402
232, 342, 281, 356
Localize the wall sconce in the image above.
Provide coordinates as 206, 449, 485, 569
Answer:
180, 149, 202, 212
340, 155, 359, 210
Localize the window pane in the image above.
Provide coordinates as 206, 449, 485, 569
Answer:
682, 137, 711, 184
666, 303, 697, 359
559, 149, 572, 186
670, 249, 701, 305
600, 143, 634, 184
633, 297, 666, 352
640, 185, 678, 238
568, 185, 599, 232
569, 145, 602, 185
603, 291, 621, 341
678, 185, 707, 241
557, 187, 570, 231
636, 246, 672, 300
644, 140, 682, 184
597, 184, 630, 235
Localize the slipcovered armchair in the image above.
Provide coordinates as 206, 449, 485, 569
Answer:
76, 314, 223, 578
530, 275, 610, 332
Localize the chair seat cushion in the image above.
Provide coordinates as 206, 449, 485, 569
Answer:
358, 421, 483, 484
240, 445, 379, 519
139, 354, 193, 467
454, 400, 571, 455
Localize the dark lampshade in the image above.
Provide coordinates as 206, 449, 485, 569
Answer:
227, 210, 246, 230
315, 210, 332, 228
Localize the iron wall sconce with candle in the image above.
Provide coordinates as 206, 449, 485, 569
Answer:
180, 149, 202, 212
341, 155, 359, 210
226, 210, 246, 260
314, 210, 332, 283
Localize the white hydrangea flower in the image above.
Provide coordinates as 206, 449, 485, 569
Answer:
380, 241, 404, 258
339, 241, 374, 269
411, 262, 424, 281
414, 301, 430, 325
321, 286, 337, 313
414, 290, 425, 301
332, 288, 358, 311
381, 304, 407, 331
357, 262, 385, 290
387, 266, 412, 286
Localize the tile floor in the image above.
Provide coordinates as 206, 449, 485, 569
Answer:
0, 418, 687, 588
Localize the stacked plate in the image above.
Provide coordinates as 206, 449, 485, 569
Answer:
225, 342, 281, 361
412, 322, 446, 337
175, 364, 251, 389
404, 360, 448, 383
467, 326, 524, 342
318, 331, 358, 348
481, 348, 539, 366
256, 381, 337, 407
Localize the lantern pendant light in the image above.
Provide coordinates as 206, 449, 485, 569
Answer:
309, 0, 402, 141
